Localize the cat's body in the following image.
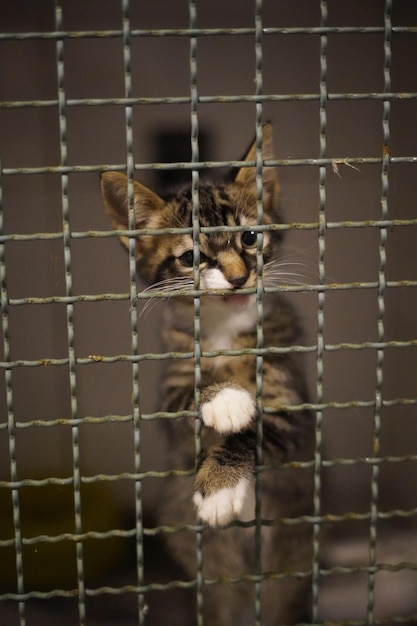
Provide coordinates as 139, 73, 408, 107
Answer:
101, 125, 315, 624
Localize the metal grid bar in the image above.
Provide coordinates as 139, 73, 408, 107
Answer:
0, 1, 416, 625
188, 2, 204, 623
311, 1, 328, 618
0, 171, 26, 626
55, 1, 87, 623
2, 158, 417, 182
367, 2, 392, 621
120, 0, 146, 623
254, 0, 265, 622
1, 25, 417, 41
3, 93, 417, 112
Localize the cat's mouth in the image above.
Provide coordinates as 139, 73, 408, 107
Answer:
222, 293, 252, 306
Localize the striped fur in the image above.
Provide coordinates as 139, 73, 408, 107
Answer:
101, 125, 315, 625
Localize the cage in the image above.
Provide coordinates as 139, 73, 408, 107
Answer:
1, 0, 417, 625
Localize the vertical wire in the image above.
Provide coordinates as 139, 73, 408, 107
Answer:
254, 0, 264, 624
55, 2, 86, 624
367, 0, 391, 621
189, 1, 203, 624
121, 0, 146, 622
0, 169, 26, 626
312, 1, 328, 621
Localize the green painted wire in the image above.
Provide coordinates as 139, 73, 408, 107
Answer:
254, 0, 265, 623
367, 0, 392, 622
120, 0, 147, 622
311, 0, 328, 620
54, 1, 86, 624
189, 2, 204, 624
0, 170, 26, 625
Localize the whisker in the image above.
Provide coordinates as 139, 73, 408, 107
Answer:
134, 276, 194, 318
263, 258, 319, 288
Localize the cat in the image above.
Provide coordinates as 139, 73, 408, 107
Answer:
101, 124, 315, 625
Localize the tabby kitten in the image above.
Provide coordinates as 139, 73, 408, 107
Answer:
101, 124, 315, 625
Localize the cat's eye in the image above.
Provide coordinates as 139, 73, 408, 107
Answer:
241, 230, 258, 249
179, 250, 208, 267
179, 251, 194, 267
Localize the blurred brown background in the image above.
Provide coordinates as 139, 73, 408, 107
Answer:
0, 1, 416, 624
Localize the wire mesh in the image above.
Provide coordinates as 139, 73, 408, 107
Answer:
1, 0, 417, 625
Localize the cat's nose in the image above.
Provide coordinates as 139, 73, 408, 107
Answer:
228, 275, 248, 289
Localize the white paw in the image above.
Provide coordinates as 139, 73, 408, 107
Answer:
201, 387, 255, 433
193, 478, 250, 527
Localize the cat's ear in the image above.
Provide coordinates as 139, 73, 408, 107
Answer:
101, 171, 164, 250
234, 123, 279, 210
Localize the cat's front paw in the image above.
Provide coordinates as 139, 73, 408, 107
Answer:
193, 478, 250, 527
201, 387, 256, 433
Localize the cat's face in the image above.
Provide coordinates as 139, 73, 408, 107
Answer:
101, 124, 280, 298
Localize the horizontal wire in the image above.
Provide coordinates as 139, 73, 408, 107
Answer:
2, 216, 417, 244
1, 398, 415, 431
1, 451, 417, 491
1, 507, 417, 548
0, 25, 416, 42
0, 559, 415, 604
1, 91, 417, 110
1, 337, 417, 372
1, 584, 416, 626
1, 557, 416, 602
1, 397, 415, 431
2, 568, 417, 626
2, 279, 417, 309
2, 155, 417, 177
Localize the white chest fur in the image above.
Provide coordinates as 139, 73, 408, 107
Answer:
200, 295, 257, 352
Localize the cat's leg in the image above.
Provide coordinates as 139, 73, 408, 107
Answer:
193, 468, 251, 527
193, 430, 256, 527
200, 382, 256, 434
194, 384, 258, 526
